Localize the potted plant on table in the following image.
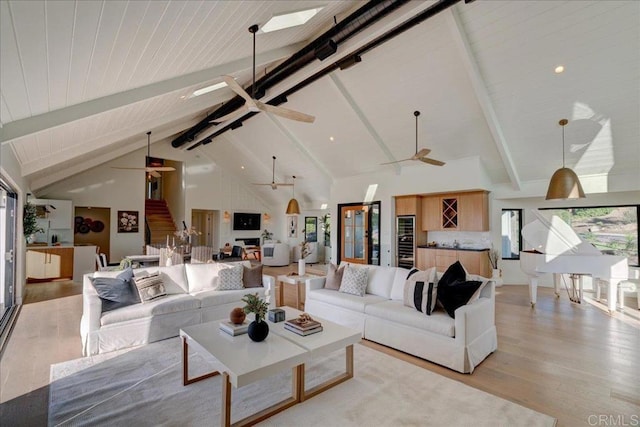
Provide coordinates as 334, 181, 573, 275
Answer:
242, 293, 270, 342
298, 240, 313, 276
261, 229, 274, 244
488, 246, 500, 279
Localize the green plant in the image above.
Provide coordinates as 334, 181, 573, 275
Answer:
242, 293, 269, 321
299, 239, 312, 259
321, 214, 331, 247
261, 229, 273, 241
23, 201, 44, 238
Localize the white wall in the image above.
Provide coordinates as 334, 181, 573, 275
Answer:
329, 156, 492, 266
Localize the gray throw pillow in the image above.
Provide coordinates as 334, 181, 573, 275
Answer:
218, 264, 244, 290
243, 264, 263, 288
324, 263, 345, 290
339, 265, 368, 296
133, 272, 167, 303
90, 268, 140, 312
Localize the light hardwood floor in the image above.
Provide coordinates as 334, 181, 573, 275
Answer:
1, 265, 639, 426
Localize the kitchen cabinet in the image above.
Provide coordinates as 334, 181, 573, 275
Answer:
32, 199, 73, 229
458, 191, 489, 231
416, 247, 490, 277
420, 190, 488, 231
395, 196, 420, 216
26, 247, 74, 281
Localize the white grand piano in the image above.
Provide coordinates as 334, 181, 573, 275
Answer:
520, 209, 629, 313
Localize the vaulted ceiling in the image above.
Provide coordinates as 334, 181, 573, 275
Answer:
1, 0, 638, 208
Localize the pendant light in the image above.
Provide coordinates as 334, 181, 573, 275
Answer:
286, 176, 301, 215
545, 119, 586, 200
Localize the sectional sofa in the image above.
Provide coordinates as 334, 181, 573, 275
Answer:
81, 261, 273, 355
304, 264, 497, 373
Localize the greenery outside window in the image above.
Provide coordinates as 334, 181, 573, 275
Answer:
304, 217, 317, 242
541, 205, 639, 266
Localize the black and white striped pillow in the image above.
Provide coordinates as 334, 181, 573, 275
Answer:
403, 267, 437, 315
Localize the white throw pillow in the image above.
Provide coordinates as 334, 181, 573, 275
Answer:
339, 265, 368, 297
403, 267, 437, 315
390, 267, 411, 301
184, 263, 220, 293
217, 264, 244, 290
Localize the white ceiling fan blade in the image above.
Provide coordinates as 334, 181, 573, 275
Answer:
412, 148, 431, 159
258, 102, 315, 123
380, 158, 411, 165
149, 170, 161, 178
211, 105, 250, 123
111, 167, 147, 170
223, 75, 254, 104
419, 157, 445, 166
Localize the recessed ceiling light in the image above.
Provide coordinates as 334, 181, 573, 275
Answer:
192, 81, 228, 97
261, 7, 323, 33
241, 166, 245, 170
180, 95, 186, 99
329, 136, 334, 142
554, 65, 564, 74
320, 203, 328, 210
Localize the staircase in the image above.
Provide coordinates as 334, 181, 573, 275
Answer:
145, 199, 177, 245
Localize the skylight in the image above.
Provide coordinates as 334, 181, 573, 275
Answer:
261, 7, 323, 33
191, 81, 228, 98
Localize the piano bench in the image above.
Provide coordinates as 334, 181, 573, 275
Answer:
595, 278, 640, 310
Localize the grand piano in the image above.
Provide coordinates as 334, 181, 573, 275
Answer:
520, 209, 629, 313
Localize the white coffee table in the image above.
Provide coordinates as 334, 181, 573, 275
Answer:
180, 310, 361, 426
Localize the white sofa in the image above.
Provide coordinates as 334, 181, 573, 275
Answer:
305, 264, 497, 373
81, 261, 274, 355
261, 242, 290, 266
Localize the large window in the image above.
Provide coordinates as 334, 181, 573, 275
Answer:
541, 205, 639, 266
501, 209, 522, 260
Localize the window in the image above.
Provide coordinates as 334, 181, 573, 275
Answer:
304, 217, 317, 242
501, 209, 522, 260
541, 205, 639, 266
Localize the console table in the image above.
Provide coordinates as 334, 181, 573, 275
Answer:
276, 273, 322, 311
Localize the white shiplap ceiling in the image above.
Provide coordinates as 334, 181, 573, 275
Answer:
1, 0, 638, 207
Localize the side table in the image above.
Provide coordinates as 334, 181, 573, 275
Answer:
276, 274, 322, 311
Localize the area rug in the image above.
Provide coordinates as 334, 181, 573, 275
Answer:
49, 338, 556, 427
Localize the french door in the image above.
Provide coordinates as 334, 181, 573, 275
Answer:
1, 182, 17, 332
340, 205, 369, 265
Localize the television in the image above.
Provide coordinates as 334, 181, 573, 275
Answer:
233, 212, 261, 231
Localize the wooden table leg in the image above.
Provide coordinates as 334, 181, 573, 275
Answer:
222, 372, 232, 427
301, 344, 354, 401
182, 336, 220, 386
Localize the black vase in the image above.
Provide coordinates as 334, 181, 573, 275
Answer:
248, 318, 269, 342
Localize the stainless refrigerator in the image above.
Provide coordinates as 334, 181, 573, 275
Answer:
396, 216, 415, 269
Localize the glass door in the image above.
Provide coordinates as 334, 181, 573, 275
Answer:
1, 184, 17, 329
340, 205, 369, 264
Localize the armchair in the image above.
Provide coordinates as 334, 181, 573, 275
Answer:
261, 242, 290, 266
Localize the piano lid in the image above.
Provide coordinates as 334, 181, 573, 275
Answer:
521, 209, 601, 255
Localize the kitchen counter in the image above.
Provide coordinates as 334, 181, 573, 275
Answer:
417, 245, 489, 252
27, 243, 78, 248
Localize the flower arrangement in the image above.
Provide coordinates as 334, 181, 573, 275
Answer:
23, 201, 44, 239
488, 246, 499, 270
174, 226, 200, 243
299, 239, 312, 259
241, 292, 269, 322
261, 229, 273, 242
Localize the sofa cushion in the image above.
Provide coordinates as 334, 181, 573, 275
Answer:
134, 264, 189, 294
365, 300, 455, 337
403, 267, 437, 315
366, 265, 395, 299
390, 267, 412, 301
218, 264, 244, 290
90, 268, 140, 312
438, 261, 466, 288
307, 288, 386, 312
195, 288, 264, 309
184, 263, 220, 293
100, 294, 200, 326
133, 273, 168, 303
339, 265, 368, 296
324, 263, 345, 290
438, 279, 483, 318
243, 264, 263, 288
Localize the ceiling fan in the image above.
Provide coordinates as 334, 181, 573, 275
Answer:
381, 111, 445, 166
112, 131, 176, 177
253, 156, 293, 190
211, 25, 315, 125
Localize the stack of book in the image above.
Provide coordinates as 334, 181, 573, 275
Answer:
284, 317, 323, 336
219, 320, 248, 336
